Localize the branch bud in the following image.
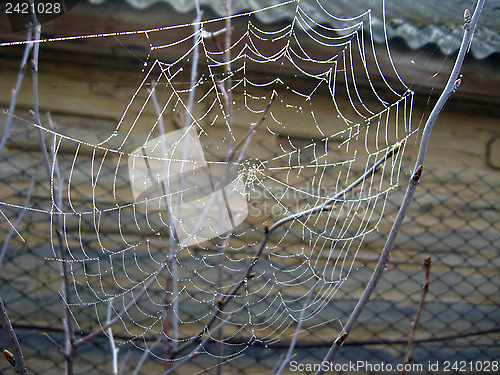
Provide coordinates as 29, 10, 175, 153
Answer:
412, 165, 423, 182
335, 332, 348, 346
3, 349, 15, 367
424, 255, 432, 268
323, 204, 335, 211
389, 141, 401, 157
463, 9, 471, 24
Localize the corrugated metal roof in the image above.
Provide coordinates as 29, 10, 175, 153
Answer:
88, 0, 499, 59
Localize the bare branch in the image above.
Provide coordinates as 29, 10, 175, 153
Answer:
400, 255, 431, 375
223, 0, 234, 160
0, 28, 33, 156
184, 0, 203, 129
28, 8, 77, 371
132, 336, 162, 375
42, 331, 68, 360
217, 4, 233, 370
0, 295, 29, 375
161, 315, 232, 375
275, 282, 318, 375
118, 348, 132, 375
150, 80, 179, 363
43, 111, 76, 374
0, 164, 37, 267
107, 300, 119, 375
315, 1, 486, 372
270, 354, 285, 374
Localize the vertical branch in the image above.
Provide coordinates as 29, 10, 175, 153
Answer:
150, 4, 205, 364
107, 300, 119, 375
150, 82, 178, 366
27, 6, 77, 371
0, 296, 29, 375
0, 165, 38, 267
315, 1, 486, 372
223, 0, 234, 160
118, 348, 132, 375
0, 28, 33, 156
216, 241, 225, 375
161, 317, 232, 375
218, 4, 232, 370
184, 0, 202, 129
0, 26, 34, 248
0, 28, 39, 252
275, 283, 317, 375
400, 255, 431, 375
270, 354, 286, 375
31, 9, 76, 365
44, 113, 76, 374
132, 336, 162, 375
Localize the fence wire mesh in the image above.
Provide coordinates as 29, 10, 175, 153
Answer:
0, 121, 499, 374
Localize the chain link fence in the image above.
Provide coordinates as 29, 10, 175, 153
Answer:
0, 120, 499, 374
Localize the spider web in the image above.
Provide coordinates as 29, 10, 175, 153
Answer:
1, 0, 419, 369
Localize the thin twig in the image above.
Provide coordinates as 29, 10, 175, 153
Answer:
315, 2, 485, 372
270, 354, 285, 375
0, 15, 34, 375
275, 282, 318, 375
400, 255, 431, 375
216, 237, 225, 372
29, 15, 51, 180
0, 28, 33, 156
29, 10, 76, 372
0, 164, 38, 267
184, 0, 203, 129
217, 4, 233, 370
132, 336, 162, 375
161, 316, 232, 375
223, 0, 234, 161
0, 295, 29, 375
43, 112, 76, 374
150, 81, 178, 366
107, 300, 119, 375
118, 348, 132, 375
0, 210, 25, 244
42, 331, 67, 360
